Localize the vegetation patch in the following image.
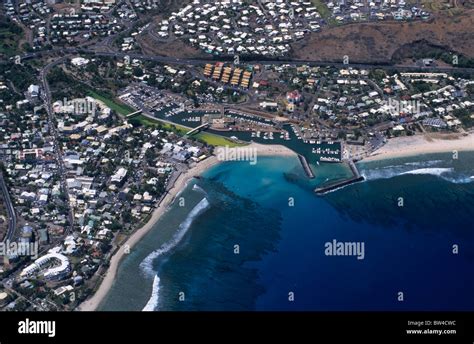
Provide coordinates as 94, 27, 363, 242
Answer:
0, 17, 23, 56
87, 90, 135, 116
130, 115, 245, 147
310, 0, 332, 20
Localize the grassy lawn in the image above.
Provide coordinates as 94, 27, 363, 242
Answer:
130, 115, 245, 147
130, 115, 189, 134
87, 90, 135, 116
194, 132, 246, 147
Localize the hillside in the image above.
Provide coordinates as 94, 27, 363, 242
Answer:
292, 9, 474, 63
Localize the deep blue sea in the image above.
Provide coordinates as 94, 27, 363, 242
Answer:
99, 152, 474, 311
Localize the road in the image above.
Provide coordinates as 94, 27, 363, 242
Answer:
79, 51, 474, 75
39, 57, 75, 234
17, 48, 474, 75
0, 172, 16, 242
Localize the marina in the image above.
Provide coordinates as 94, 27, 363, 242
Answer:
148, 107, 343, 164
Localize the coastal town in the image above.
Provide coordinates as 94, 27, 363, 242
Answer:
0, 0, 473, 314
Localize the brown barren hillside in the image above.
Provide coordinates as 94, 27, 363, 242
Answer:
137, 34, 207, 59
292, 10, 474, 63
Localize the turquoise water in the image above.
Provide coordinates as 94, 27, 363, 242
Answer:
99, 152, 474, 311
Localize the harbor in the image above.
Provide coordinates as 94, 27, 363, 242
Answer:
314, 160, 365, 195
150, 108, 343, 164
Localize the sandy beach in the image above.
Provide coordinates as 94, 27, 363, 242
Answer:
363, 132, 474, 162
246, 142, 298, 156
77, 143, 297, 311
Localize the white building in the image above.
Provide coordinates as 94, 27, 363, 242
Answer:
20, 251, 70, 280
71, 57, 90, 67
28, 85, 40, 97
111, 167, 127, 184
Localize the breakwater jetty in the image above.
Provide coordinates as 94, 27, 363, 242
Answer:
315, 160, 364, 195
298, 154, 315, 179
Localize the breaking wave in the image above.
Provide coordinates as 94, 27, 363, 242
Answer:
142, 275, 160, 311
140, 197, 210, 311
400, 168, 453, 176
140, 197, 210, 277
192, 183, 207, 195
403, 160, 443, 166
361, 160, 473, 184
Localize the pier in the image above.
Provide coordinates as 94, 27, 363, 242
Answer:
315, 160, 364, 195
298, 154, 315, 179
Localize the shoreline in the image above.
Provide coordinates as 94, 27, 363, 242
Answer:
77, 143, 297, 311
76, 135, 473, 311
362, 133, 474, 162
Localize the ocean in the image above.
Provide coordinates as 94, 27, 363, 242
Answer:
98, 151, 474, 311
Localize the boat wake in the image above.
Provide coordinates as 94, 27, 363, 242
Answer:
140, 197, 210, 310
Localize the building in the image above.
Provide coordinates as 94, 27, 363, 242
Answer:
53, 285, 73, 296
203, 64, 213, 77
20, 225, 34, 243
18, 148, 44, 162
422, 118, 447, 128
286, 90, 302, 104
260, 101, 278, 110
20, 251, 71, 280
212, 62, 224, 80
71, 57, 90, 67
28, 85, 40, 98
111, 167, 128, 184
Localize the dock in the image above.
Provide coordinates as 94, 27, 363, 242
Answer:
298, 154, 315, 179
315, 160, 364, 195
